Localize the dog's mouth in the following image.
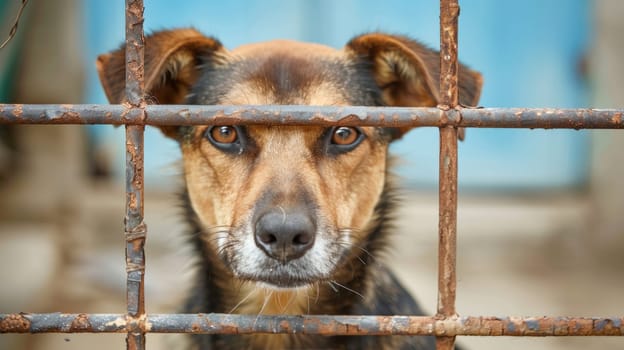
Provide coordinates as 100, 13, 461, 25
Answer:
231, 251, 338, 289
217, 225, 349, 289
238, 263, 326, 289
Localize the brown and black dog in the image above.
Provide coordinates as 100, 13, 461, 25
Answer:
97, 29, 482, 350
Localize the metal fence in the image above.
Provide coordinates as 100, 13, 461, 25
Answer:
1, 0, 623, 350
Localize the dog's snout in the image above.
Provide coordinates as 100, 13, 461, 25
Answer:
254, 209, 315, 263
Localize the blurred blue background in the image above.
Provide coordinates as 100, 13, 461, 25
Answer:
83, 0, 591, 190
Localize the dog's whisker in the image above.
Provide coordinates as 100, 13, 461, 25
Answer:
275, 289, 285, 310
355, 254, 367, 266
198, 233, 228, 242
215, 239, 239, 256
229, 287, 257, 314
327, 281, 339, 293
333, 238, 371, 266
315, 282, 320, 305
192, 226, 233, 244
356, 246, 375, 261
281, 288, 298, 314
207, 224, 233, 229
216, 241, 241, 257
205, 226, 234, 234
329, 280, 364, 300
253, 288, 273, 327
338, 227, 362, 236
337, 237, 376, 262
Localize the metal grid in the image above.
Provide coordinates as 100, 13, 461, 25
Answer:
1, 0, 624, 349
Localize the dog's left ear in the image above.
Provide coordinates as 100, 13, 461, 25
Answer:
346, 33, 483, 139
96, 29, 225, 139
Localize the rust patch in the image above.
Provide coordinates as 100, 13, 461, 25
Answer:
140, 314, 152, 332
219, 322, 240, 335
552, 317, 571, 336
335, 113, 363, 124
570, 318, 594, 336
12, 104, 22, 117
127, 192, 138, 211
480, 317, 503, 336
0, 313, 30, 333
64, 111, 80, 121
70, 313, 92, 331
278, 320, 291, 333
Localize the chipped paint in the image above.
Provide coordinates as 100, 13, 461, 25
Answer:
105, 316, 127, 329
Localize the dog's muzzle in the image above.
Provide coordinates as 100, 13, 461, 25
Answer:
254, 207, 316, 263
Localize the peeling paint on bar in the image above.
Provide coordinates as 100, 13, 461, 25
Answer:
2, 314, 624, 336
0, 104, 622, 129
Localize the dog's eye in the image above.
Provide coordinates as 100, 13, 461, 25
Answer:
324, 126, 364, 155
331, 127, 360, 146
205, 126, 245, 154
210, 126, 238, 144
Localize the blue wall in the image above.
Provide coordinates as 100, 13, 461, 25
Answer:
85, 0, 591, 190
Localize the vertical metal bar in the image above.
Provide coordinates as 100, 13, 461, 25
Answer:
124, 0, 146, 350
437, 0, 460, 349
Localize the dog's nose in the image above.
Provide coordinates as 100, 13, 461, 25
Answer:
254, 209, 315, 263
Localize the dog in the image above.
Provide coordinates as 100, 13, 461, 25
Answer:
97, 28, 482, 350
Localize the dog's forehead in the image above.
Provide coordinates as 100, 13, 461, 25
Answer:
188, 38, 382, 107
221, 40, 348, 105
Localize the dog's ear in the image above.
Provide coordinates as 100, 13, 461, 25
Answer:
346, 33, 482, 139
96, 28, 225, 139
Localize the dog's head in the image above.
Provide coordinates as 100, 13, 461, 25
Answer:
97, 29, 482, 289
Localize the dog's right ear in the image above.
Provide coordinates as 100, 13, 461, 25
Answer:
96, 28, 225, 139
346, 33, 483, 140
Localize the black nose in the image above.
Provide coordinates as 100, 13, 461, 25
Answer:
254, 209, 316, 263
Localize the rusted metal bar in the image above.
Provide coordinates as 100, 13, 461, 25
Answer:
0, 104, 622, 129
124, 1, 146, 350
436, 125, 458, 346
439, 0, 460, 110
438, 0, 460, 349
125, 0, 145, 107
124, 125, 146, 319
458, 108, 624, 129
2, 314, 624, 336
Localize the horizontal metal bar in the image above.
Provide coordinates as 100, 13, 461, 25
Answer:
0, 104, 622, 129
1, 313, 623, 336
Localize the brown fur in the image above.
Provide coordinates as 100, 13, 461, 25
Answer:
97, 28, 482, 350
